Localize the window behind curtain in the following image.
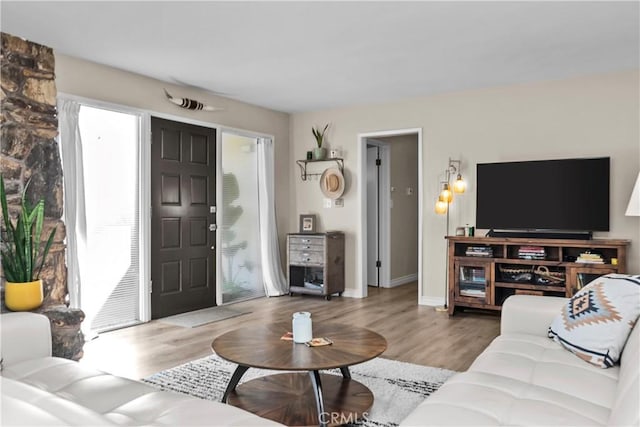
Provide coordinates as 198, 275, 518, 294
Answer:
78, 105, 141, 332
220, 132, 264, 303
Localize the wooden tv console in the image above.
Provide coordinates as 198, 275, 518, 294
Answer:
446, 236, 630, 315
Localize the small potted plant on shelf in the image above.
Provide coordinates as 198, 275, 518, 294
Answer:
312, 124, 329, 160
1, 175, 56, 311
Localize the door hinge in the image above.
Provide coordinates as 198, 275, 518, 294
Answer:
149, 281, 153, 293
376, 260, 382, 268
376, 159, 381, 166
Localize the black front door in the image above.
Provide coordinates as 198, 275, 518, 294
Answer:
151, 117, 216, 318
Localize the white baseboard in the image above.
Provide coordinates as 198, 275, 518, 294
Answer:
340, 289, 364, 298
420, 296, 445, 306
383, 273, 418, 288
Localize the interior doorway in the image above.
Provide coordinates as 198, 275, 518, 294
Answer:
358, 129, 423, 301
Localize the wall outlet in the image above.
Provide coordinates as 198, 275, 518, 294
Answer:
406, 187, 413, 196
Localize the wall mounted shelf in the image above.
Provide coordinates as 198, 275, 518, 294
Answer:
296, 158, 344, 181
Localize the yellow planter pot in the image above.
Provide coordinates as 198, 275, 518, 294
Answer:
5, 279, 44, 311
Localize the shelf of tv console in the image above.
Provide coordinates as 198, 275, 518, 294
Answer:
447, 235, 631, 246
446, 235, 630, 316
493, 282, 566, 292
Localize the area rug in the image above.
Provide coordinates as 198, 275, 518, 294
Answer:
157, 306, 250, 328
143, 353, 456, 427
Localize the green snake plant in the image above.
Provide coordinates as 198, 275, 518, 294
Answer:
312, 124, 329, 148
0, 175, 56, 283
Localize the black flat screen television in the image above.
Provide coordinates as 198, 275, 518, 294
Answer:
476, 157, 610, 232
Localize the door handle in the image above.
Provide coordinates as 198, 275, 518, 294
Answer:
209, 224, 217, 231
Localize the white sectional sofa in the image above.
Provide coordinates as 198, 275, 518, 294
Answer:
401, 295, 639, 426
0, 312, 282, 426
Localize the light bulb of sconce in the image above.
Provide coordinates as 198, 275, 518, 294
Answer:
440, 183, 453, 203
435, 197, 448, 214
453, 174, 466, 194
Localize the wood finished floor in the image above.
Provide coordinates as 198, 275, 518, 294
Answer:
80, 283, 500, 379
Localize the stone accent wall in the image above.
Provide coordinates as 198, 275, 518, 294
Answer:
1, 32, 66, 306
1, 32, 84, 360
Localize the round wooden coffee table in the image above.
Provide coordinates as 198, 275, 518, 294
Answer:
212, 322, 387, 427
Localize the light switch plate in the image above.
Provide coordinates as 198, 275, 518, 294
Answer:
324, 198, 344, 208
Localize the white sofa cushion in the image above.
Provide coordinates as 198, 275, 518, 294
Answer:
0, 311, 52, 365
1, 377, 115, 426
400, 295, 639, 426
401, 333, 616, 426
548, 274, 640, 368
609, 310, 640, 426
469, 334, 619, 407
1, 312, 283, 426
402, 372, 610, 426
2, 356, 281, 426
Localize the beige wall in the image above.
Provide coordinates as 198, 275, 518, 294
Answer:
290, 70, 640, 302
54, 53, 291, 263
379, 134, 419, 281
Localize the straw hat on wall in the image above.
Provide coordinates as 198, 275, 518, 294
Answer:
320, 167, 345, 199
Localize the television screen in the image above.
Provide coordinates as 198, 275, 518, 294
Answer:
476, 157, 610, 232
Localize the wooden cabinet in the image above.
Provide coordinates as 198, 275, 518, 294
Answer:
287, 232, 345, 300
454, 259, 493, 307
447, 236, 630, 315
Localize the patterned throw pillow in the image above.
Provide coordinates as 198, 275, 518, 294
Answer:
548, 274, 640, 368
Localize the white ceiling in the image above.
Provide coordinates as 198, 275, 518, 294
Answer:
2, 1, 638, 113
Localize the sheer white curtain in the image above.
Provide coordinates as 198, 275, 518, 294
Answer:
256, 138, 288, 296
57, 98, 87, 309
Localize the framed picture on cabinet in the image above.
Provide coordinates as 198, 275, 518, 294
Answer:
299, 214, 317, 233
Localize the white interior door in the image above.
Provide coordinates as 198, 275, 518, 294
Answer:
366, 146, 379, 286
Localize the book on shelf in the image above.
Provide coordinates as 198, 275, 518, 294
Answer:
460, 289, 486, 297
460, 267, 486, 282
576, 251, 604, 264
519, 246, 545, 253
518, 255, 546, 260
465, 246, 494, 257
518, 246, 546, 260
